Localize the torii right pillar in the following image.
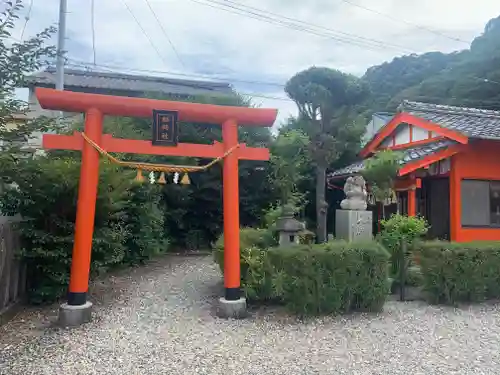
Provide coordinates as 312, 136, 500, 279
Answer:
219, 118, 246, 318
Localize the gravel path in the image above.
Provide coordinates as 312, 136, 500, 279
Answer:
1, 255, 500, 375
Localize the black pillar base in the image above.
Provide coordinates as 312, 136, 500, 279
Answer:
224, 287, 241, 301
67, 291, 87, 306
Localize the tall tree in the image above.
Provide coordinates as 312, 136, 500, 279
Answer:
285, 67, 368, 242
269, 128, 310, 210
0, 0, 56, 159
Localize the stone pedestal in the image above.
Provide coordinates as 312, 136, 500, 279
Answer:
335, 210, 373, 241
58, 301, 93, 327
216, 297, 247, 319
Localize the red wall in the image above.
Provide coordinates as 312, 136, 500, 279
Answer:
450, 140, 500, 242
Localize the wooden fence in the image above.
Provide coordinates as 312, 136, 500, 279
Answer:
0, 216, 26, 313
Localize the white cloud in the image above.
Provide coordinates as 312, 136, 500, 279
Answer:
14, 0, 500, 126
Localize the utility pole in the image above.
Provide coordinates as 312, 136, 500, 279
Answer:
55, 0, 67, 91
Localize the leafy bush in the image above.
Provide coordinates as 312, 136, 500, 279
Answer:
121, 183, 169, 265
213, 227, 277, 300
213, 227, 276, 270
420, 241, 500, 304
379, 214, 428, 279
239, 246, 276, 301
0, 157, 168, 304
266, 241, 390, 316
298, 229, 316, 245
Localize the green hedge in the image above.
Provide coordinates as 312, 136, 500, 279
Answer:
267, 241, 390, 316
214, 233, 390, 316
420, 241, 500, 304
213, 228, 277, 300
213, 227, 276, 274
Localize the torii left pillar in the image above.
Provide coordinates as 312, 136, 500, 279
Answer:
36, 88, 277, 326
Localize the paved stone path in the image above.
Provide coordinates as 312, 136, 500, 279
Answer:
1, 255, 500, 375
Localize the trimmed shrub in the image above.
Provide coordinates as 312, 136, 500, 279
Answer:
420, 241, 500, 304
239, 246, 276, 301
213, 227, 276, 273
266, 241, 390, 316
213, 228, 277, 301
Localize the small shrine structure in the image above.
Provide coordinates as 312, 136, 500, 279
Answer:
330, 101, 500, 242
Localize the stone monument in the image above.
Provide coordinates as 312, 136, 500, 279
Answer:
336, 175, 373, 241
275, 205, 306, 247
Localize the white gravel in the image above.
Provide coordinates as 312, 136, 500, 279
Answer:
1, 255, 500, 375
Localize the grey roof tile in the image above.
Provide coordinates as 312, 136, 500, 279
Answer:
373, 112, 394, 123
329, 139, 455, 177
24, 68, 234, 97
399, 101, 500, 140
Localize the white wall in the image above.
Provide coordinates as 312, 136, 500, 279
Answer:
362, 114, 392, 145
378, 123, 436, 148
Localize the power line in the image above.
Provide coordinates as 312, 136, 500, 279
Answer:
473, 77, 500, 86
338, 0, 470, 44
189, 0, 417, 53
192, 0, 415, 53
90, 0, 96, 65
142, 0, 185, 68
67, 59, 500, 108
19, 0, 34, 41
65, 59, 500, 107
219, 0, 416, 52
118, 0, 171, 68
65, 59, 294, 102
65, 57, 285, 87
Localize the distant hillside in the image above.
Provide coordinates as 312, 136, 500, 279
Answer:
362, 15, 500, 112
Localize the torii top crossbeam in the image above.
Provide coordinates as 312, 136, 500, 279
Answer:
36, 87, 277, 126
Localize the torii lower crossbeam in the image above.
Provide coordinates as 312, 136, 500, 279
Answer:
37, 88, 277, 325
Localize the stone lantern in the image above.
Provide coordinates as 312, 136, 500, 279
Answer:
275, 205, 305, 247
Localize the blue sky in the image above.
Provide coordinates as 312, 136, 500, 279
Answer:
12, 0, 500, 126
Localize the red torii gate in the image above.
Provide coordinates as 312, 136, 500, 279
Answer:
36, 88, 277, 325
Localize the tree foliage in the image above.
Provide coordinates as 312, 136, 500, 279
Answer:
362, 14, 500, 112
285, 68, 369, 167
0, 158, 129, 303
269, 129, 310, 207
362, 149, 402, 206
95, 92, 275, 250
0, 0, 57, 154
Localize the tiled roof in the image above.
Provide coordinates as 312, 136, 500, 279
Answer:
329, 139, 455, 178
373, 112, 394, 123
399, 101, 500, 140
25, 68, 234, 97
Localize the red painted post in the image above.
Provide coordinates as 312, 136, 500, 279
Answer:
408, 188, 416, 217
222, 119, 241, 300
67, 108, 103, 305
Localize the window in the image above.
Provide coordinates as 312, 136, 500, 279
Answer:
490, 182, 500, 225
461, 180, 500, 227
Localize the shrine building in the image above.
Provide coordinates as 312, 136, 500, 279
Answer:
329, 101, 500, 242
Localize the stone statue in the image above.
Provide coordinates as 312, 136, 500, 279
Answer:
340, 175, 367, 211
